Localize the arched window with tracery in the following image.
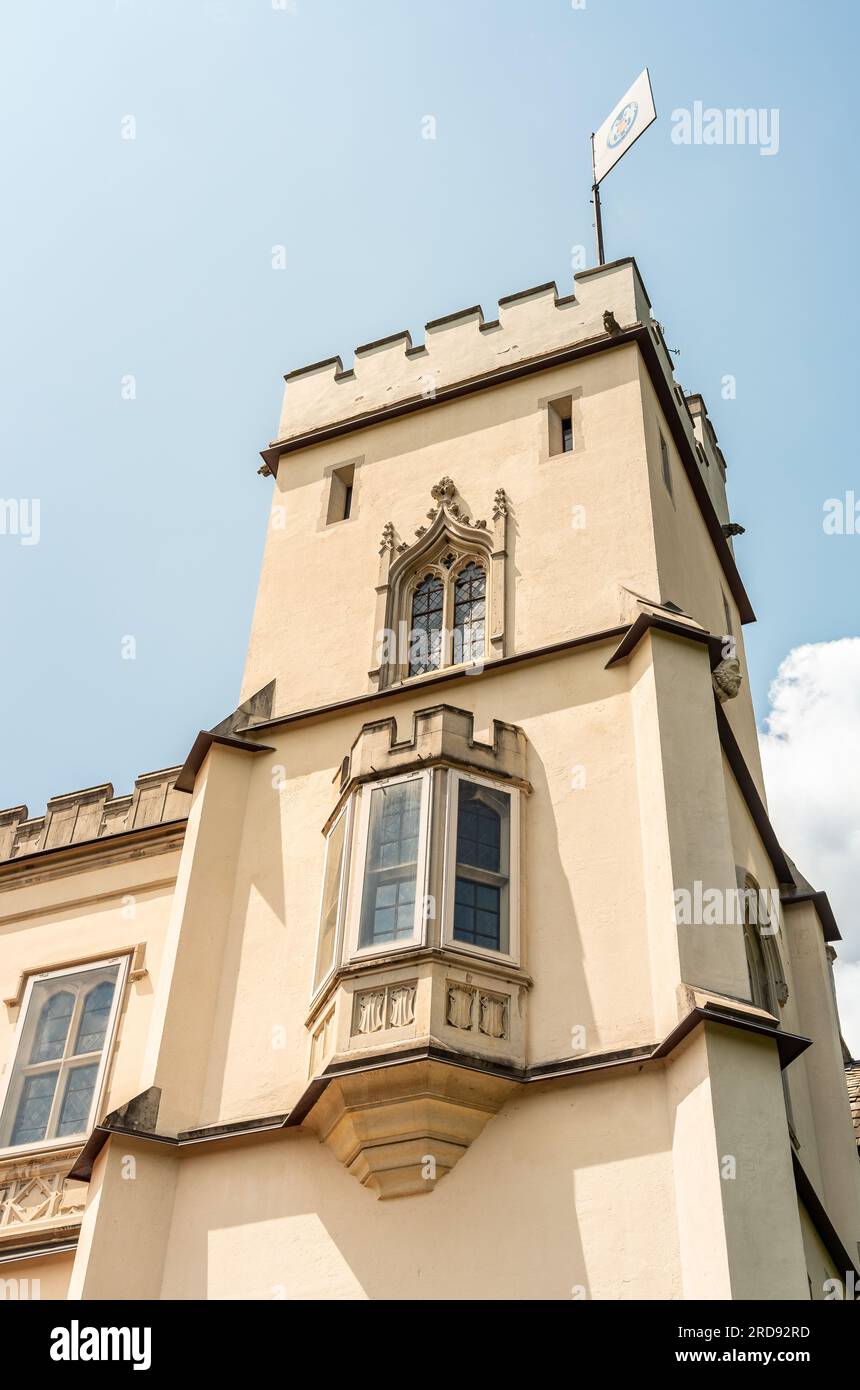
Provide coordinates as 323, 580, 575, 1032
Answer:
372, 478, 509, 690
402, 558, 487, 679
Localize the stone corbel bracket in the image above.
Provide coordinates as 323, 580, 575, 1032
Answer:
303, 1058, 517, 1201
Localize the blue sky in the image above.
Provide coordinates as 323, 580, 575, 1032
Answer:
1, 0, 858, 820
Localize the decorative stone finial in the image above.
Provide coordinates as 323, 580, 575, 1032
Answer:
430, 476, 456, 506
379, 521, 396, 554
493, 488, 509, 520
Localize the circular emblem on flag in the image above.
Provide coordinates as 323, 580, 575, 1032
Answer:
607, 100, 638, 149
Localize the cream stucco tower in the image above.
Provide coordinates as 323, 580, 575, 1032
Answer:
2, 257, 859, 1300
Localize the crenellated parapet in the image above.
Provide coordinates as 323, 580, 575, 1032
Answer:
0, 767, 188, 863
265, 258, 654, 453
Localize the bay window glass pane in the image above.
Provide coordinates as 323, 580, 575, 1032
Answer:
57, 1064, 99, 1138
11, 1071, 58, 1147
314, 810, 348, 989
453, 780, 510, 954
359, 781, 421, 947
454, 879, 501, 952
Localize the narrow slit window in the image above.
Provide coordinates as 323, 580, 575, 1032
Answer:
659, 432, 673, 497
326, 463, 356, 524
548, 395, 574, 456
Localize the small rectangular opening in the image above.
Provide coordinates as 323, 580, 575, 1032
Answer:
548, 395, 574, 456
326, 463, 355, 525
722, 590, 734, 639
659, 432, 673, 497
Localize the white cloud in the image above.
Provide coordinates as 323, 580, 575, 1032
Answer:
759, 638, 860, 1055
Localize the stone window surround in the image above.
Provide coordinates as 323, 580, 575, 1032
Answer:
369, 477, 509, 691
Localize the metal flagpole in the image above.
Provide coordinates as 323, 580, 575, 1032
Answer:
590, 133, 605, 266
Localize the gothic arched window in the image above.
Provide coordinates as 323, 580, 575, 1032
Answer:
372, 478, 509, 691
400, 559, 488, 681
0, 961, 125, 1151
741, 876, 786, 1015
409, 575, 444, 676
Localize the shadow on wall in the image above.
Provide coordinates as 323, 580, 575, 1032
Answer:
158, 1066, 679, 1300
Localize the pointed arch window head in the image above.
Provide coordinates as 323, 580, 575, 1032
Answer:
409, 574, 444, 677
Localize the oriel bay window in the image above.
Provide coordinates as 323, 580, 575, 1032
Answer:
0, 958, 127, 1153
312, 763, 521, 991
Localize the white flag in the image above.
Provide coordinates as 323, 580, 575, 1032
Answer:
592, 68, 656, 185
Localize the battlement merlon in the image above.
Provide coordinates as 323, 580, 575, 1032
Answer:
263, 258, 655, 453
0, 767, 189, 864
261, 258, 719, 483
259, 256, 750, 620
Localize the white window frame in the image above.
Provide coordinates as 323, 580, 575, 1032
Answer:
310, 799, 354, 1000
344, 769, 432, 963
0, 955, 130, 1158
442, 769, 521, 966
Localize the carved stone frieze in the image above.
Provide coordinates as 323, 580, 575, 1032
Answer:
0, 1148, 87, 1244
353, 982, 417, 1037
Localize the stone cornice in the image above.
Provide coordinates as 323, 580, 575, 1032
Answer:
0, 819, 187, 889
